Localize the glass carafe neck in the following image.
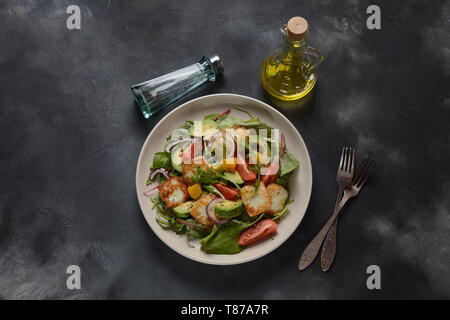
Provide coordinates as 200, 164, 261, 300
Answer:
281, 25, 307, 53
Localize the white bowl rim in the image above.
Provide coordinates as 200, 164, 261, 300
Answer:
135, 93, 312, 265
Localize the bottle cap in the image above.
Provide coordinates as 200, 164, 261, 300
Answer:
287, 16, 308, 40
208, 55, 224, 75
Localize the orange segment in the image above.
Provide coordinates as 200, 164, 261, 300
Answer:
220, 158, 236, 172
188, 184, 202, 199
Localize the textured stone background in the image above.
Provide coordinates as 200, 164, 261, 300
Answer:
0, 0, 448, 299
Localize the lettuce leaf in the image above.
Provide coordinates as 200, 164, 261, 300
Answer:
151, 152, 171, 170
238, 118, 273, 130
215, 114, 241, 129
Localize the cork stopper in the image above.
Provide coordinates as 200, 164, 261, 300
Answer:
287, 16, 308, 40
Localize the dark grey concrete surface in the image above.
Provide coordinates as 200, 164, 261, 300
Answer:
0, 0, 449, 299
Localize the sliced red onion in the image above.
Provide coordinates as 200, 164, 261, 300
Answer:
181, 137, 203, 162
143, 184, 159, 196
165, 138, 193, 153
175, 218, 206, 229
206, 197, 229, 225
204, 131, 236, 165
149, 168, 170, 180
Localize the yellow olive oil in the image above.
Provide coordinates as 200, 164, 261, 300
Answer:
260, 17, 323, 101
260, 51, 317, 101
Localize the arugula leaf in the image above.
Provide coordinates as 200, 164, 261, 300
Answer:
152, 196, 208, 236
249, 164, 261, 193
280, 151, 299, 177
192, 167, 222, 184
151, 195, 170, 215
152, 196, 186, 234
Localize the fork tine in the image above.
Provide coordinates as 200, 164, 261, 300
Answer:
355, 158, 375, 187
345, 147, 351, 172
352, 157, 370, 184
344, 147, 350, 172
357, 172, 371, 188
356, 161, 374, 187
350, 148, 356, 173
339, 147, 346, 171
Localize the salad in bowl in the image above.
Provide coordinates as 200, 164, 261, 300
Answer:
143, 108, 299, 254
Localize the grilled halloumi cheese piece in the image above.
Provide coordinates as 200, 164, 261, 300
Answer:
190, 193, 215, 227
266, 183, 288, 214
240, 184, 271, 216
182, 159, 209, 185
158, 176, 189, 208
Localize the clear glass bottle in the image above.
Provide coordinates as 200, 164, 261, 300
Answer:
260, 17, 324, 101
132, 55, 224, 118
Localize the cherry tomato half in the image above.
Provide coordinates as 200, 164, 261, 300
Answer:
236, 156, 257, 181
261, 162, 279, 185
261, 174, 277, 186
214, 183, 238, 200
238, 219, 278, 246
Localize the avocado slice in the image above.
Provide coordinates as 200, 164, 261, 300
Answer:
173, 201, 194, 218
171, 147, 184, 173
223, 171, 244, 185
214, 199, 244, 218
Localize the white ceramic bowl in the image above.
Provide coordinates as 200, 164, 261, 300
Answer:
136, 93, 312, 265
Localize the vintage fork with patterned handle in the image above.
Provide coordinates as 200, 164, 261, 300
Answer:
320, 157, 375, 271
298, 147, 355, 271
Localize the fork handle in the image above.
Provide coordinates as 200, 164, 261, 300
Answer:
320, 187, 345, 272
298, 199, 346, 270
298, 192, 350, 271
321, 217, 338, 271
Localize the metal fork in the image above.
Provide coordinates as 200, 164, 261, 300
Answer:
320, 157, 375, 271
298, 147, 355, 271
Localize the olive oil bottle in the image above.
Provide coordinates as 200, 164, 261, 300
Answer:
261, 17, 323, 101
